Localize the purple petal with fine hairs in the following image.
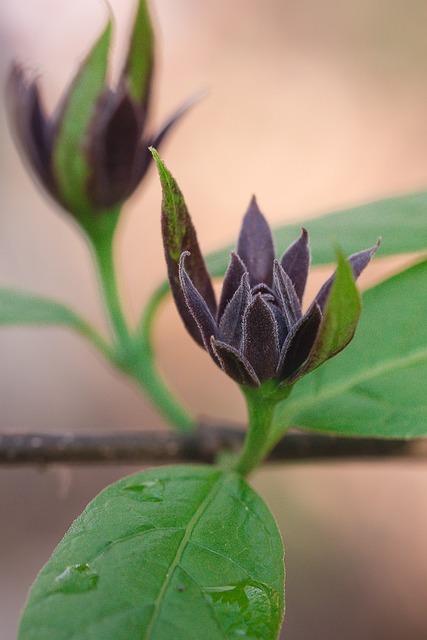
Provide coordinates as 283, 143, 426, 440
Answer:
179, 252, 218, 355
280, 228, 310, 302
217, 252, 247, 321
273, 261, 302, 330
276, 303, 322, 382
237, 196, 275, 287
211, 338, 260, 388
218, 272, 251, 349
7, 64, 53, 192
316, 240, 380, 309
242, 294, 280, 382
86, 88, 141, 208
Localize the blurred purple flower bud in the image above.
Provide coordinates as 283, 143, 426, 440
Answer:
7, 1, 192, 225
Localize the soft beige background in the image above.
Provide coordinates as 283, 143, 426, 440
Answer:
1, 1, 427, 638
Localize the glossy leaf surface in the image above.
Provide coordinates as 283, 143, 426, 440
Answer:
272, 259, 427, 438
19, 466, 284, 640
206, 190, 427, 275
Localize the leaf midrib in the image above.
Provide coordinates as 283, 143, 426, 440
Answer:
142, 470, 227, 639
277, 346, 427, 423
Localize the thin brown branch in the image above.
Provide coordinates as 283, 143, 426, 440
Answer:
1, 426, 427, 466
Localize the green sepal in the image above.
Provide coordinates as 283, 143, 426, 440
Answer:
52, 20, 112, 227
304, 248, 361, 373
123, 0, 154, 104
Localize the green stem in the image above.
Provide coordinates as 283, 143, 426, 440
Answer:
88, 216, 194, 431
133, 281, 195, 431
89, 214, 131, 347
122, 344, 195, 431
234, 387, 277, 476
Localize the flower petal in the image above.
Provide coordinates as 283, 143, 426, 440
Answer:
179, 252, 218, 354
217, 252, 247, 321
211, 338, 259, 388
86, 88, 141, 208
218, 272, 251, 348
237, 196, 275, 287
279, 228, 310, 302
272, 260, 302, 329
276, 303, 322, 381
7, 64, 53, 192
242, 294, 280, 382
315, 240, 380, 310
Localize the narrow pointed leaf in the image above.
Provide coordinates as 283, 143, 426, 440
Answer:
122, 0, 154, 105
273, 259, 427, 439
18, 466, 284, 640
52, 20, 112, 220
152, 149, 217, 344
304, 249, 361, 373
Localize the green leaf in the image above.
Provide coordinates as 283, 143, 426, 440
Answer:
206, 190, 427, 276
52, 20, 112, 222
272, 259, 427, 439
123, 0, 154, 103
304, 249, 361, 374
0, 288, 88, 328
0, 287, 111, 357
18, 466, 284, 640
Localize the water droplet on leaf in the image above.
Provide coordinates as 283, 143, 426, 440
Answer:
204, 580, 281, 639
123, 479, 165, 502
53, 564, 99, 594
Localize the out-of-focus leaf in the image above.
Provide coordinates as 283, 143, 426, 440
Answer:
206, 190, 427, 276
52, 20, 111, 221
272, 259, 427, 439
123, 0, 154, 103
18, 465, 284, 640
0, 288, 88, 329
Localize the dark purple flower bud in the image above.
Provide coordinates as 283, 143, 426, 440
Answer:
6, 1, 192, 229
153, 151, 380, 391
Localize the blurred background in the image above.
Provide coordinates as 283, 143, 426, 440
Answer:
1, 0, 427, 637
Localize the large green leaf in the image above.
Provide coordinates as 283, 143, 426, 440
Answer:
272, 259, 427, 439
206, 190, 427, 275
18, 466, 284, 640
